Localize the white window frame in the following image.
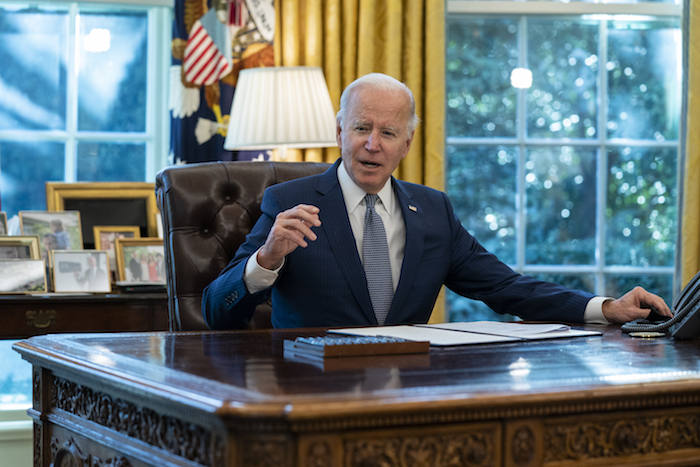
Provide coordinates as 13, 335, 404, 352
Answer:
445, 0, 683, 297
0, 0, 172, 182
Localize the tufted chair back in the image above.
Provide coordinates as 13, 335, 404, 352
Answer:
155, 160, 331, 331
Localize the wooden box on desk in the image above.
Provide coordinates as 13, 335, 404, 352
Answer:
1, 292, 168, 339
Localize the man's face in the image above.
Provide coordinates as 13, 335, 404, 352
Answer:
336, 86, 414, 194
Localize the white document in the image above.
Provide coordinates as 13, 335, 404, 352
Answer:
329, 321, 601, 346
418, 321, 601, 340
329, 325, 519, 346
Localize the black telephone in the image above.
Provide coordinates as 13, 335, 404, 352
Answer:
621, 270, 700, 338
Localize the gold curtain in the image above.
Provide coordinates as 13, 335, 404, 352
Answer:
683, 0, 700, 288
273, 0, 446, 321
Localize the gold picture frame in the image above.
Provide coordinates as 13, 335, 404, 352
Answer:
114, 238, 165, 283
93, 225, 142, 250
45, 182, 158, 249
0, 259, 47, 294
0, 235, 42, 260
94, 225, 141, 274
19, 210, 84, 262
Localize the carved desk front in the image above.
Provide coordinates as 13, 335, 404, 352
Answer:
13, 326, 700, 467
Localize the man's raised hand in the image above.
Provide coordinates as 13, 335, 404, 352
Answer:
257, 204, 321, 270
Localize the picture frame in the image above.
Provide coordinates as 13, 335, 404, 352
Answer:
51, 250, 111, 293
0, 259, 47, 294
0, 235, 42, 260
0, 212, 7, 235
45, 182, 159, 249
18, 211, 83, 262
114, 238, 165, 283
93, 225, 141, 273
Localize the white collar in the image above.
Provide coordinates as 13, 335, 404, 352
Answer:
337, 161, 394, 213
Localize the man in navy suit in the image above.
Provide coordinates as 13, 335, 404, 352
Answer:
202, 73, 672, 329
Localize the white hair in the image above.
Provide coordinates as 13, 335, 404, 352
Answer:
336, 73, 420, 135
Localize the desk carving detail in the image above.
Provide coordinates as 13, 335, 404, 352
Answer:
51, 376, 224, 467
242, 440, 291, 467
26, 309, 56, 329
544, 413, 700, 462
51, 437, 133, 467
343, 432, 496, 467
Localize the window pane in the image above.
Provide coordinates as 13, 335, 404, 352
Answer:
606, 146, 676, 267
0, 340, 31, 407
525, 146, 597, 265
446, 17, 518, 137
77, 142, 146, 181
607, 19, 681, 140
77, 11, 148, 132
606, 274, 673, 303
1, 141, 65, 217
527, 18, 598, 139
0, 6, 68, 130
447, 145, 517, 264
531, 272, 596, 293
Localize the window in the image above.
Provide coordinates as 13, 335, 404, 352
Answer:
0, 0, 170, 413
445, 1, 682, 321
0, 0, 171, 220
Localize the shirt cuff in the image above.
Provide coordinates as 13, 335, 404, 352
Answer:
584, 296, 614, 324
243, 248, 284, 294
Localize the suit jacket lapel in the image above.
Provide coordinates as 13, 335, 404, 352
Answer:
315, 162, 377, 324
387, 180, 425, 322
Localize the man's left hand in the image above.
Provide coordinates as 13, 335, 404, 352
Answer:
602, 286, 672, 324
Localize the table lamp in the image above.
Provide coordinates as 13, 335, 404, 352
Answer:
224, 66, 337, 161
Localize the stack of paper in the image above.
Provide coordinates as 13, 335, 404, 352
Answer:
329, 321, 601, 346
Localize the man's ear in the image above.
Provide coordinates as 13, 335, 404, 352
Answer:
335, 120, 343, 147
401, 130, 416, 159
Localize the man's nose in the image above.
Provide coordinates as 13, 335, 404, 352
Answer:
365, 131, 380, 151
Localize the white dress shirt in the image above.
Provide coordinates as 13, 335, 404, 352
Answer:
242, 162, 610, 323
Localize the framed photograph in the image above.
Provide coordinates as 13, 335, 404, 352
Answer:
51, 250, 111, 293
19, 211, 83, 262
114, 238, 165, 283
0, 236, 42, 260
0, 212, 7, 235
156, 212, 163, 239
0, 259, 47, 294
45, 182, 158, 249
93, 225, 141, 273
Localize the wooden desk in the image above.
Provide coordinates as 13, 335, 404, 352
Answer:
1, 293, 168, 339
13, 326, 700, 467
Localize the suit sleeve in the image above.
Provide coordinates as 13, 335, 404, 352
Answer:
442, 194, 593, 323
201, 188, 281, 330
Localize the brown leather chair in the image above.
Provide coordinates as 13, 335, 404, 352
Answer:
155, 160, 331, 331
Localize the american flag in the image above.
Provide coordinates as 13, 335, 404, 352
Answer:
183, 9, 232, 86
229, 0, 248, 27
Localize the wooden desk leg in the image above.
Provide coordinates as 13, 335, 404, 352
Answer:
28, 365, 52, 467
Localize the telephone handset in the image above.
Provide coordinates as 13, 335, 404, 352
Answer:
621, 270, 700, 338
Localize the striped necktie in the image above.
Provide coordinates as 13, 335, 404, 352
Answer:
363, 194, 393, 325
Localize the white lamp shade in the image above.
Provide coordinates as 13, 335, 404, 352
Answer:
224, 66, 337, 151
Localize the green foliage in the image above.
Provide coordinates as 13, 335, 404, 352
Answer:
445, 15, 679, 320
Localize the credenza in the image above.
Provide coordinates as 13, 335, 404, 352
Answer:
13, 325, 700, 467
1, 293, 168, 339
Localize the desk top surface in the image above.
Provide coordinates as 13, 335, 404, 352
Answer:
14, 325, 700, 419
